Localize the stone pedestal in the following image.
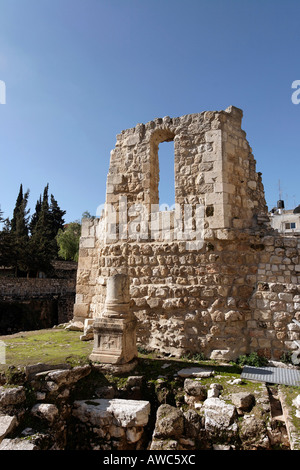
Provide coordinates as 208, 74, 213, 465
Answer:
89, 274, 138, 368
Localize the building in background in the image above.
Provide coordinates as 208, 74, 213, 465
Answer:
270, 200, 300, 235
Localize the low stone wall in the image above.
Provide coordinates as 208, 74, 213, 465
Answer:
0, 278, 76, 334
0, 278, 75, 299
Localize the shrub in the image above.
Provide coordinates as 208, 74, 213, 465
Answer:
235, 352, 268, 367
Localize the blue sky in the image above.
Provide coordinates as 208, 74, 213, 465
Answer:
0, 0, 299, 223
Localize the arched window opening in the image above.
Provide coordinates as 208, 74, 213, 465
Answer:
158, 140, 175, 209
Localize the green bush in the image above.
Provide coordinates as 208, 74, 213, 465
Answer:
235, 352, 268, 367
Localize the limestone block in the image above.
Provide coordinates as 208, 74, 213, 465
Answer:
73, 304, 90, 319
80, 237, 95, 249
203, 397, 238, 434
0, 415, 18, 443
125, 134, 140, 147
72, 398, 150, 428
184, 379, 207, 400
231, 392, 255, 411
152, 404, 184, 440
31, 403, 59, 424
0, 386, 26, 407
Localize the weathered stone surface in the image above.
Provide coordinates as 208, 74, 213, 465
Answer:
0, 386, 26, 407
208, 383, 223, 398
293, 394, 300, 418
231, 392, 255, 411
0, 438, 38, 450
152, 404, 184, 440
203, 397, 238, 436
239, 415, 271, 450
72, 108, 300, 362
72, 398, 150, 450
183, 409, 205, 438
47, 364, 91, 386
31, 403, 59, 424
0, 415, 18, 442
73, 398, 150, 428
184, 379, 207, 400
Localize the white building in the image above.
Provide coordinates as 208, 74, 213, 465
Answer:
270, 203, 300, 235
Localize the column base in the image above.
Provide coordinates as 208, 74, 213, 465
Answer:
89, 315, 138, 365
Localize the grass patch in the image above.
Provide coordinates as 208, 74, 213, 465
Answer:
0, 329, 93, 371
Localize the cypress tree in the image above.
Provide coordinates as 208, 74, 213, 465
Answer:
9, 185, 30, 276
29, 195, 42, 235
49, 194, 66, 239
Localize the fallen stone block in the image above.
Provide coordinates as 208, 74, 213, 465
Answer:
0, 415, 18, 443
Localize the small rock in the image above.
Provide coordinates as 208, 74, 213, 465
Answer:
208, 383, 223, 398
184, 379, 207, 400
31, 403, 59, 424
126, 376, 144, 388
65, 321, 84, 331
228, 378, 243, 385
231, 392, 255, 411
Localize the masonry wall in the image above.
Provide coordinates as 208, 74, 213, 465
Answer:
73, 107, 300, 361
0, 278, 76, 334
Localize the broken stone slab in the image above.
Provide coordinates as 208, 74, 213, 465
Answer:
46, 364, 91, 385
203, 397, 238, 435
177, 367, 214, 378
72, 398, 150, 428
0, 415, 18, 443
25, 362, 72, 380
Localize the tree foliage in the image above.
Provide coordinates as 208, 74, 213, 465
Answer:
0, 183, 68, 277
56, 222, 81, 262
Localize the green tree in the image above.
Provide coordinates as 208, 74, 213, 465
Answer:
9, 185, 30, 276
49, 193, 66, 240
29, 184, 57, 275
56, 222, 81, 262
0, 218, 17, 268
10, 184, 30, 238
29, 195, 42, 235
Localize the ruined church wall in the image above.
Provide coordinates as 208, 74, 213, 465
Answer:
75, 226, 300, 361
73, 107, 300, 361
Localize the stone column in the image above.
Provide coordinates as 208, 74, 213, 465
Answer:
89, 274, 138, 369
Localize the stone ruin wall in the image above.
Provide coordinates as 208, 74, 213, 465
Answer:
73, 106, 300, 361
